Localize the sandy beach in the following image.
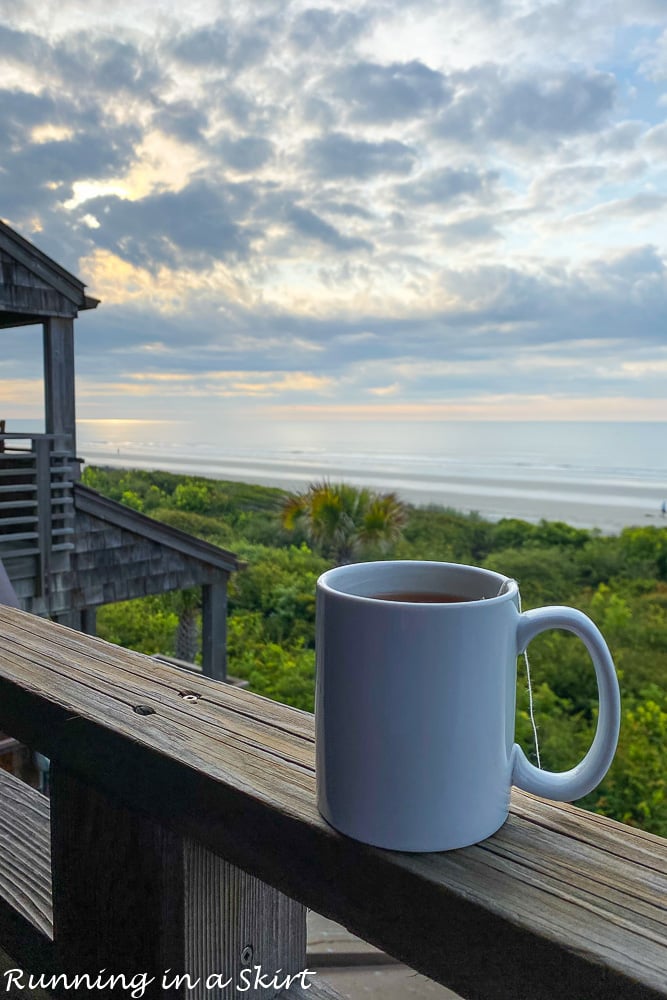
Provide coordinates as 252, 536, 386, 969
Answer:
81, 448, 667, 535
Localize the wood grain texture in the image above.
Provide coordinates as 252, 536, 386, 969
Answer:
0, 770, 51, 939
0, 769, 53, 974
0, 606, 664, 1000
184, 842, 306, 999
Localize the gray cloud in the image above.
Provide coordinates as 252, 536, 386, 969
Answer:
644, 123, 667, 152
0, 120, 141, 217
492, 70, 616, 138
11, 130, 139, 184
436, 67, 616, 145
289, 7, 369, 50
306, 132, 418, 179
320, 200, 374, 220
217, 135, 275, 171
80, 180, 255, 269
397, 166, 498, 205
328, 60, 450, 122
151, 101, 209, 145
0, 25, 164, 111
595, 121, 644, 154
54, 33, 165, 97
170, 21, 229, 66
0, 89, 57, 145
227, 31, 272, 74
438, 216, 503, 245
0, 23, 48, 64
285, 204, 372, 252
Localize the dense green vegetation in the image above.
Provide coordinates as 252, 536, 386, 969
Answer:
83, 465, 667, 837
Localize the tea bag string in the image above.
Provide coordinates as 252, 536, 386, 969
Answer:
497, 579, 542, 769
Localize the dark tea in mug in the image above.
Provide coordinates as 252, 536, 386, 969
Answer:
370, 591, 471, 603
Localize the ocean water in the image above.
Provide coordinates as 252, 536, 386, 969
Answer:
14, 418, 667, 529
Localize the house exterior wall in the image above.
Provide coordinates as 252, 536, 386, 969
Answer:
10, 508, 228, 617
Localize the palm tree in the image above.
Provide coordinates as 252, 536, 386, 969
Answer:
282, 481, 406, 564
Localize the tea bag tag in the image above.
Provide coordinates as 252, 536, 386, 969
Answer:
497, 577, 541, 769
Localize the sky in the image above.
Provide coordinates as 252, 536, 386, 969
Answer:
1, 0, 667, 432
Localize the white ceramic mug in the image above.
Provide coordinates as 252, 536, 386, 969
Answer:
315, 560, 621, 852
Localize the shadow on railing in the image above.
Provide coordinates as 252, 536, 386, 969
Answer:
0, 433, 75, 594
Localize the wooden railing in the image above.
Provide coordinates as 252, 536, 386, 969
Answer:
0, 605, 664, 999
0, 434, 75, 593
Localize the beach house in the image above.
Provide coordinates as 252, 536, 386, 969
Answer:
0, 219, 240, 693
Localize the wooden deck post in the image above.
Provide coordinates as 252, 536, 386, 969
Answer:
50, 767, 306, 999
43, 318, 76, 460
201, 581, 227, 682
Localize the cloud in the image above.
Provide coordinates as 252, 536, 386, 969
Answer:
1, 0, 666, 423
152, 101, 209, 145
0, 23, 48, 65
436, 66, 616, 146
170, 21, 229, 66
319, 200, 374, 221
438, 215, 503, 244
79, 179, 254, 269
398, 165, 498, 205
328, 60, 451, 122
285, 204, 372, 252
289, 8, 369, 51
0, 88, 58, 145
56, 33, 164, 96
556, 192, 667, 230
305, 132, 417, 179
0, 119, 141, 217
216, 134, 275, 171
643, 122, 667, 152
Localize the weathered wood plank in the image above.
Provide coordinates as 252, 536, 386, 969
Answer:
0, 770, 53, 974
0, 606, 664, 1000
183, 842, 306, 1000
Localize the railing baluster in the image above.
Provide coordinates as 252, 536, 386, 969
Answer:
34, 438, 52, 600
0, 433, 75, 565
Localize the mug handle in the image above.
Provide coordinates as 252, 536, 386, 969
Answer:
512, 607, 621, 801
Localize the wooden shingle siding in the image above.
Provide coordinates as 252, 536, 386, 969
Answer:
10, 489, 238, 618
0, 251, 77, 319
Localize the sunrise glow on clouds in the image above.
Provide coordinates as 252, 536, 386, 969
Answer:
1, 0, 666, 423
